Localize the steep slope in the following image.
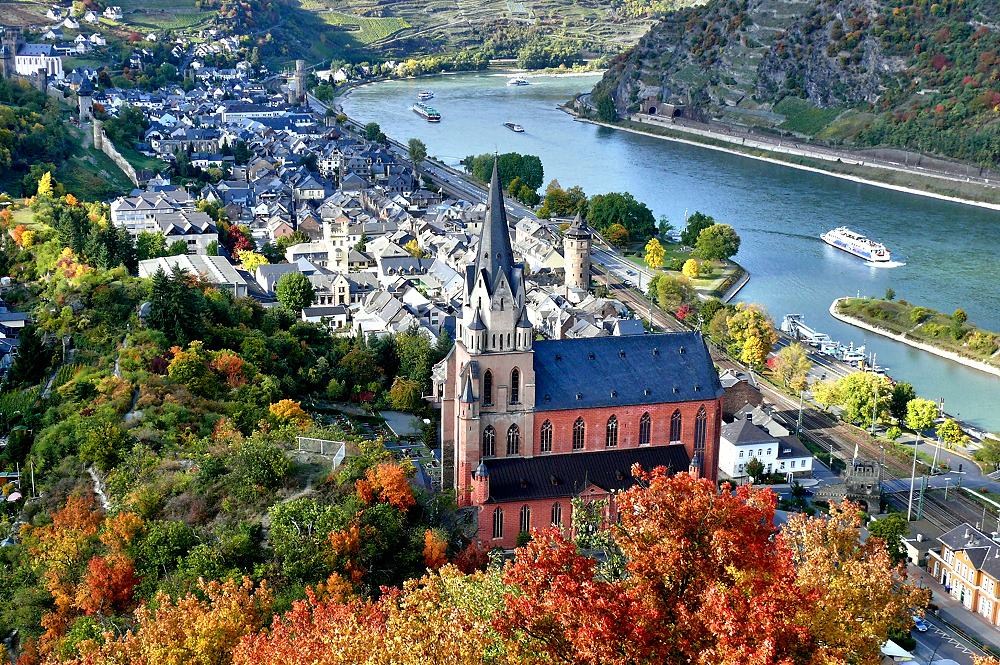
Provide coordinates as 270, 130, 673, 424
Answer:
595, 0, 1000, 165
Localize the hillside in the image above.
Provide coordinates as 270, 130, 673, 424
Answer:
595, 0, 1000, 165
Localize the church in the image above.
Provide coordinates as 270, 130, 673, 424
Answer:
431, 161, 724, 548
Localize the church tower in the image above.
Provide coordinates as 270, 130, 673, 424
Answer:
563, 212, 592, 293
440, 160, 536, 505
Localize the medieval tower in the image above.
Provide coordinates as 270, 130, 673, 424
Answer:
563, 212, 592, 292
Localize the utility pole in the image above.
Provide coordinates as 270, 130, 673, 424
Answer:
930, 397, 944, 476
907, 436, 919, 521
796, 390, 804, 435
944, 476, 950, 501
870, 372, 879, 436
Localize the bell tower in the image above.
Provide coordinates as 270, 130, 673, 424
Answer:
443, 159, 536, 505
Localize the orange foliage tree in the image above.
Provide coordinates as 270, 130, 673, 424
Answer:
422, 529, 448, 570
268, 399, 311, 428
74, 553, 140, 616
354, 463, 414, 511
73, 578, 272, 665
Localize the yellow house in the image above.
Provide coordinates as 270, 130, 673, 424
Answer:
929, 523, 1000, 627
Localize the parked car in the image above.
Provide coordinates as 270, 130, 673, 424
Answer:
911, 615, 929, 632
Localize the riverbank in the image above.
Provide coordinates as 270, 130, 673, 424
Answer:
830, 298, 1000, 379
565, 112, 1000, 211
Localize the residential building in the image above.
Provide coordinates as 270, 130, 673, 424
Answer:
138, 255, 247, 297
929, 524, 1000, 627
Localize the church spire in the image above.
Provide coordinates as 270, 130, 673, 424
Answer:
474, 158, 516, 290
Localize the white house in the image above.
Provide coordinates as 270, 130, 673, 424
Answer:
83, 11, 99, 23
719, 414, 813, 480
139, 255, 247, 297
103, 6, 124, 20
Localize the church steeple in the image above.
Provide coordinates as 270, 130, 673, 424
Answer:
474, 158, 517, 293
460, 158, 530, 354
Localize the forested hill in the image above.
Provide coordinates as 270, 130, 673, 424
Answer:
593, 0, 1000, 165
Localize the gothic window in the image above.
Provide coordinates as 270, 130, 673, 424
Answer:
639, 412, 651, 446
606, 415, 618, 448
482, 426, 495, 458
694, 407, 707, 473
519, 505, 531, 534
540, 420, 552, 453
510, 368, 520, 404
506, 424, 520, 455
670, 409, 682, 442
483, 370, 493, 406
572, 418, 585, 450
492, 507, 504, 539
551, 502, 562, 526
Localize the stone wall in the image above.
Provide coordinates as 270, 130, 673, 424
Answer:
93, 121, 141, 187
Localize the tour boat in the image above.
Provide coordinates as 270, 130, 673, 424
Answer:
503, 122, 524, 133
506, 77, 529, 86
820, 227, 891, 262
411, 102, 441, 122
417, 90, 434, 100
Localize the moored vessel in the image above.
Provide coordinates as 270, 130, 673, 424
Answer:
503, 122, 524, 132
417, 90, 434, 100
506, 77, 529, 86
820, 227, 891, 262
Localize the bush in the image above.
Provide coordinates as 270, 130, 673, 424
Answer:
885, 426, 902, 441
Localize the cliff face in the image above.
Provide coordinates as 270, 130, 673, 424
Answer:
597, 0, 905, 115
594, 0, 1000, 164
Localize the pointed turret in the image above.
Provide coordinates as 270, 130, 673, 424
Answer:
460, 373, 477, 403
474, 159, 516, 291
564, 211, 591, 239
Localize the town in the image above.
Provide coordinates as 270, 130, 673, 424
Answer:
2, 3, 1000, 664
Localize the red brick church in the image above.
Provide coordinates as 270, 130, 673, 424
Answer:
431, 162, 723, 548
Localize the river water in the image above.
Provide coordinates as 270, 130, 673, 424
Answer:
342, 71, 1000, 431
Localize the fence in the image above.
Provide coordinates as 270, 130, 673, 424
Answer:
296, 437, 347, 467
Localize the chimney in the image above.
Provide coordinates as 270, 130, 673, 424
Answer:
746, 413, 753, 422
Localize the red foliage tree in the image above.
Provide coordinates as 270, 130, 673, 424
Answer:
75, 553, 140, 616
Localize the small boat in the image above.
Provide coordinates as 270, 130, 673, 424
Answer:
503, 122, 524, 133
411, 102, 441, 122
820, 226, 891, 263
506, 77, 529, 86
417, 91, 434, 101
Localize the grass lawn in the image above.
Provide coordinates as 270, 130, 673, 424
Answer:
622, 248, 738, 297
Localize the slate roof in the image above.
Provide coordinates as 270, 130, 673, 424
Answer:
720, 418, 776, 446
533, 332, 722, 412
939, 524, 1000, 579
482, 445, 690, 503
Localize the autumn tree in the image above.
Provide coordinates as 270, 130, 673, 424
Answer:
694, 223, 740, 260
388, 376, 422, 411
237, 250, 269, 272
832, 372, 892, 428
681, 258, 700, 279
652, 274, 695, 313
726, 303, 778, 368
75, 553, 140, 616
784, 502, 929, 663
643, 237, 664, 270
355, 462, 415, 511
937, 418, 969, 448
423, 529, 448, 570
771, 342, 812, 391
603, 222, 629, 248
268, 398, 312, 428
905, 397, 938, 434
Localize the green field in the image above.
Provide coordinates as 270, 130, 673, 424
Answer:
322, 12, 411, 45
116, 0, 215, 30
774, 97, 844, 136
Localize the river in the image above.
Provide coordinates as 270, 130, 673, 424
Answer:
342, 71, 1000, 432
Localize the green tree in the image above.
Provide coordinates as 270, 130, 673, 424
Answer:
364, 122, 385, 143
267, 498, 340, 582
974, 437, 1000, 469
655, 274, 695, 312
884, 288, 895, 301
594, 91, 617, 122
680, 211, 716, 246
136, 231, 167, 261
694, 223, 741, 261
407, 138, 427, 181
745, 457, 765, 483
275, 272, 315, 313
835, 372, 893, 428
905, 398, 938, 434
586, 192, 656, 240
952, 309, 968, 324
464, 152, 544, 192
538, 182, 587, 218
868, 513, 908, 565
644, 237, 665, 270
889, 383, 916, 423
937, 418, 968, 448
389, 377, 422, 411
146, 266, 207, 346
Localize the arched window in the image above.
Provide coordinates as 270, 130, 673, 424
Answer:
519, 505, 531, 534
694, 406, 707, 473
510, 368, 520, 404
482, 370, 493, 406
670, 409, 682, 442
540, 420, 553, 453
572, 418, 585, 450
482, 426, 495, 457
551, 502, 562, 527
606, 415, 618, 448
639, 412, 651, 446
506, 424, 520, 455
492, 507, 504, 539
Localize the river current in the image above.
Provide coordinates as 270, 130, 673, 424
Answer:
342, 71, 1000, 431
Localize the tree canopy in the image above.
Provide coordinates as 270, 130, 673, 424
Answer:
586, 191, 656, 240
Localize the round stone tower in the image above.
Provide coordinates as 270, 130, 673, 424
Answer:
563, 212, 592, 292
